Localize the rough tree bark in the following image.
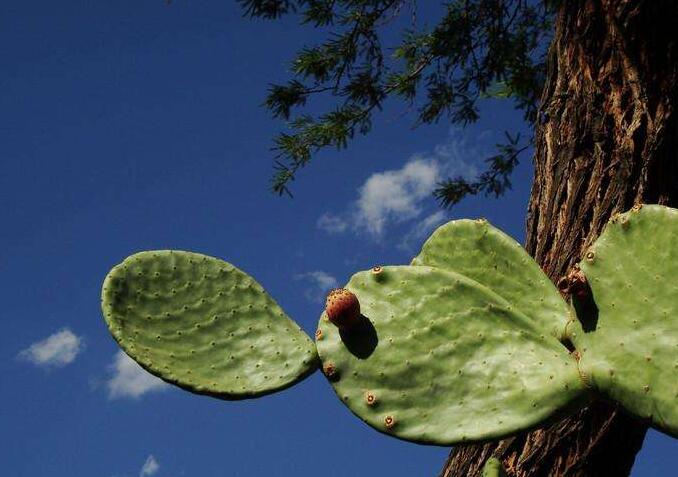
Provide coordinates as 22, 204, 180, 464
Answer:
440, 1, 678, 476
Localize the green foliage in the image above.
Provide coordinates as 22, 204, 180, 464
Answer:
434, 132, 528, 207
101, 250, 318, 399
574, 205, 678, 437
240, 0, 555, 202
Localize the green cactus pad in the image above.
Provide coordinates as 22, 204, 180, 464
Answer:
315, 266, 588, 445
482, 457, 507, 477
412, 219, 571, 340
101, 250, 318, 399
574, 205, 678, 436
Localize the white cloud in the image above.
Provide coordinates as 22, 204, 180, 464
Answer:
355, 158, 439, 237
317, 128, 483, 240
140, 455, 160, 477
399, 210, 449, 251
18, 328, 84, 367
295, 271, 339, 303
107, 351, 168, 399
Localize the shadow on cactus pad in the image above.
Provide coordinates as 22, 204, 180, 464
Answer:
338, 314, 378, 359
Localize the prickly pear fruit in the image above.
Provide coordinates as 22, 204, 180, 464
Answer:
325, 288, 360, 330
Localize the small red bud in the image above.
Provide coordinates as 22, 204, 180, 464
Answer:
325, 288, 360, 330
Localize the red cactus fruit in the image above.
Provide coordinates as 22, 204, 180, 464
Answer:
325, 288, 360, 330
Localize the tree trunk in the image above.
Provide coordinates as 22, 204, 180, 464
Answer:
440, 1, 678, 476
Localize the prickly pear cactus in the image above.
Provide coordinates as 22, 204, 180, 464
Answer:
482, 457, 507, 477
573, 205, 678, 437
315, 265, 589, 445
99, 208, 678, 449
412, 219, 571, 340
101, 250, 318, 399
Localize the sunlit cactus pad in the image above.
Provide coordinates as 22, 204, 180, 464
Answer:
315, 265, 588, 445
412, 219, 571, 340
575, 205, 678, 436
102, 251, 318, 399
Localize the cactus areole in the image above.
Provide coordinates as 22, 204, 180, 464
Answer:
325, 288, 360, 330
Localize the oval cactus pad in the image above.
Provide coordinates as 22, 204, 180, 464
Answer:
412, 219, 571, 340
316, 266, 587, 445
102, 251, 318, 399
576, 205, 678, 436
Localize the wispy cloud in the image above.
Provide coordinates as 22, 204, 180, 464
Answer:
18, 328, 84, 367
140, 455, 160, 477
317, 213, 348, 234
107, 351, 168, 399
295, 271, 339, 303
317, 128, 485, 241
398, 210, 449, 251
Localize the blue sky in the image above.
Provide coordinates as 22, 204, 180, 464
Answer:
1, 2, 675, 476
